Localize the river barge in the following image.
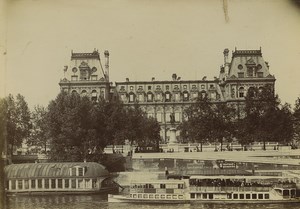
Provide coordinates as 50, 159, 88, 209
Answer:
5, 162, 118, 195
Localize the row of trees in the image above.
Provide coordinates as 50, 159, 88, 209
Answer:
2, 91, 160, 162
180, 85, 299, 151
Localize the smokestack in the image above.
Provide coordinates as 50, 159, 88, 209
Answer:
172, 73, 177, 81
223, 48, 230, 75
104, 50, 109, 81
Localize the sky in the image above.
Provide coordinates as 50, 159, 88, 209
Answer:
2, 0, 300, 109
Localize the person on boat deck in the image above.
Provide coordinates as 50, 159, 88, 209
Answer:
165, 167, 169, 176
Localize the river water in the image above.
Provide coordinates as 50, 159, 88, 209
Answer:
6, 194, 300, 209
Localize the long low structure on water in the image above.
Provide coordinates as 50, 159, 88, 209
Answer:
4, 162, 118, 195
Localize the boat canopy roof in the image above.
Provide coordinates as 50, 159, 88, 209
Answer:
189, 175, 285, 180
5, 162, 109, 179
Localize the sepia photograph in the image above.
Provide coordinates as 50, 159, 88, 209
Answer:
1, 0, 300, 209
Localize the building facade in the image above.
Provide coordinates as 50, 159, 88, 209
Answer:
59, 48, 275, 143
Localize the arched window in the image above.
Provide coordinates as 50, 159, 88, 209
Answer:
247, 87, 255, 98
71, 90, 78, 94
239, 87, 245, 98
81, 90, 87, 96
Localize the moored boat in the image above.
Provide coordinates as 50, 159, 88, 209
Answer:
4, 162, 118, 195
108, 175, 300, 203
108, 179, 190, 203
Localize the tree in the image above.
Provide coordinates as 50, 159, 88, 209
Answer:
179, 95, 213, 151
46, 91, 95, 161
179, 95, 236, 151
293, 97, 300, 147
5, 94, 31, 155
238, 85, 293, 150
27, 105, 48, 153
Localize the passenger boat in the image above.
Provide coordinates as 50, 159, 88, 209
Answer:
189, 175, 299, 203
108, 175, 300, 203
4, 162, 118, 195
108, 179, 190, 203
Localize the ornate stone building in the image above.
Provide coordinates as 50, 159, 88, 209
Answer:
59, 48, 275, 143
59, 49, 111, 102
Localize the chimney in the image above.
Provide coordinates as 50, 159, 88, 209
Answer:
152, 77, 155, 81
126, 78, 129, 82
104, 50, 110, 81
223, 48, 230, 75
172, 73, 177, 81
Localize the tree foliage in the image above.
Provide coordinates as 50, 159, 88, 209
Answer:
27, 105, 48, 153
5, 94, 31, 155
237, 86, 294, 149
179, 95, 236, 151
46, 91, 161, 162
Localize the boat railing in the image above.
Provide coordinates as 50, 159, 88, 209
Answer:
273, 183, 296, 189
189, 186, 270, 192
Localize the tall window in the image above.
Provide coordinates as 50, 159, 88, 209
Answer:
129, 93, 135, 103
183, 92, 189, 101
165, 92, 171, 102
147, 93, 153, 102
239, 87, 245, 98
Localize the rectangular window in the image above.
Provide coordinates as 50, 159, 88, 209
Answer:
264, 194, 270, 199
64, 179, 69, 188
175, 112, 180, 122
71, 179, 76, 188
155, 194, 159, 199
227, 194, 232, 199
149, 194, 154, 199
239, 194, 244, 199
178, 195, 183, 199
71, 75, 78, 81
11, 180, 16, 190
38, 179, 42, 189
165, 93, 170, 101
233, 194, 238, 199
51, 179, 56, 189
148, 86, 152, 90
160, 184, 166, 189
138, 94, 143, 102
258, 194, 263, 199
246, 194, 251, 199
44, 179, 49, 189
24, 180, 29, 189
175, 93, 180, 101
31, 180, 36, 189
209, 194, 213, 199
238, 72, 244, 78
58, 179, 63, 188
183, 92, 189, 101
156, 113, 162, 122
173, 195, 177, 199
161, 195, 165, 199
183, 85, 187, 89
167, 195, 171, 199
252, 194, 257, 199
166, 85, 169, 90
257, 72, 264, 78
143, 194, 148, 198
166, 113, 171, 122
129, 94, 134, 102
18, 180, 23, 190
71, 168, 76, 176
147, 94, 153, 102
78, 179, 83, 188
85, 179, 91, 188
91, 75, 98, 80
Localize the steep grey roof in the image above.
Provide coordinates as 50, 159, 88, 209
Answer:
5, 162, 109, 179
